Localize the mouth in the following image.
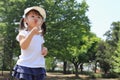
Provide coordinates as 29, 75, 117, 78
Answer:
34, 20, 38, 23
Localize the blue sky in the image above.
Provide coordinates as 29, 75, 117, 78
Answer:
77, 0, 120, 39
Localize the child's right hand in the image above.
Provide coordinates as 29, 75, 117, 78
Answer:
31, 27, 41, 35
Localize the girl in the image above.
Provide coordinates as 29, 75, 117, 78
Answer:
12, 6, 48, 80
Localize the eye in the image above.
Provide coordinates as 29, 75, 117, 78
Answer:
37, 16, 41, 19
31, 15, 35, 18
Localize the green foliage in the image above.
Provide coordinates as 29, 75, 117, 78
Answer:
104, 21, 120, 73
44, 0, 94, 77
90, 72, 119, 78
112, 40, 120, 73
96, 41, 112, 74
46, 57, 57, 71
0, 0, 26, 72
45, 0, 91, 64
105, 22, 120, 50
90, 73, 102, 79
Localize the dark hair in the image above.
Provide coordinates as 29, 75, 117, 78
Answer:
19, 18, 25, 30
41, 22, 46, 35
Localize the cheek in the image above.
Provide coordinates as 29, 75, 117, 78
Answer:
26, 18, 31, 24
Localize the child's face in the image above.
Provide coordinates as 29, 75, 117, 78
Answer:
25, 10, 43, 29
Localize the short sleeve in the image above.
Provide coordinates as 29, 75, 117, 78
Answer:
16, 30, 28, 42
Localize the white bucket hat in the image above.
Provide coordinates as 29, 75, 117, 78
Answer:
23, 6, 46, 21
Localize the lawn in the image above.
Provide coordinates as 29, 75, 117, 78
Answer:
0, 71, 119, 80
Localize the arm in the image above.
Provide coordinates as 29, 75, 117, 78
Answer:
41, 44, 48, 56
19, 27, 40, 50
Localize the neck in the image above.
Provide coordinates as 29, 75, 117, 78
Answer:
27, 26, 33, 31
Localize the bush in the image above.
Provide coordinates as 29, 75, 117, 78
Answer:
102, 72, 119, 78
90, 72, 119, 79
90, 73, 102, 79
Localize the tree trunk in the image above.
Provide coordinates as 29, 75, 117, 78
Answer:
63, 61, 67, 74
2, 54, 4, 76
94, 61, 97, 73
80, 63, 83, 72
74, 64, 79, 77
51, 66, 55, 71
9, 58, 14, 80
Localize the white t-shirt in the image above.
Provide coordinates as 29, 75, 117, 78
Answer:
16, 30, 45, 68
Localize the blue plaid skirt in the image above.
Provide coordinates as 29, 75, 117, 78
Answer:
12, 65, 46, 80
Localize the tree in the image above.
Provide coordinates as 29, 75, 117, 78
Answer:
105, 21, 120, 73
68, 32, 100, 76
96, 41, 112, 74
44, 0, 92, 77
105, 22, 120, 50
112, 40, 120, 73
86, 32, 101, 73
0, 0, 27, 77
